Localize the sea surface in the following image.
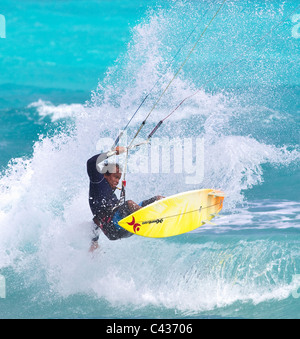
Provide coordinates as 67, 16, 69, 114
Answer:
0, 0, 299, 319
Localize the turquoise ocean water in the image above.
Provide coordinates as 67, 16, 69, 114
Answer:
0, 0, 299, 319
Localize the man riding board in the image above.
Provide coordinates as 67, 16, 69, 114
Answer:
87, 146, 163, 251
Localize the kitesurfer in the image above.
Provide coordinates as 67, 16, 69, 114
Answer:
87, 147, 163, 251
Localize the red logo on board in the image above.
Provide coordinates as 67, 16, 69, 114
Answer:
127, 216, 141, 233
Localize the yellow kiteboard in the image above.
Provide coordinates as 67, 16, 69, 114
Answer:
118, 189, 225, 238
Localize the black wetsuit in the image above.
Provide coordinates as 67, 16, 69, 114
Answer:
87, 153, 133, 240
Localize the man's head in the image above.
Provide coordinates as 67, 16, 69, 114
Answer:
101, 163, 122, 190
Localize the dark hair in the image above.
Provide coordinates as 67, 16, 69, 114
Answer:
101, 163, 122, 176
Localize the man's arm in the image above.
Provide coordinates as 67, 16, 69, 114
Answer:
87, 147, 126, 180
95, 146, 126, 170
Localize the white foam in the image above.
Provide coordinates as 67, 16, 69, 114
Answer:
28, 99, 86, 122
